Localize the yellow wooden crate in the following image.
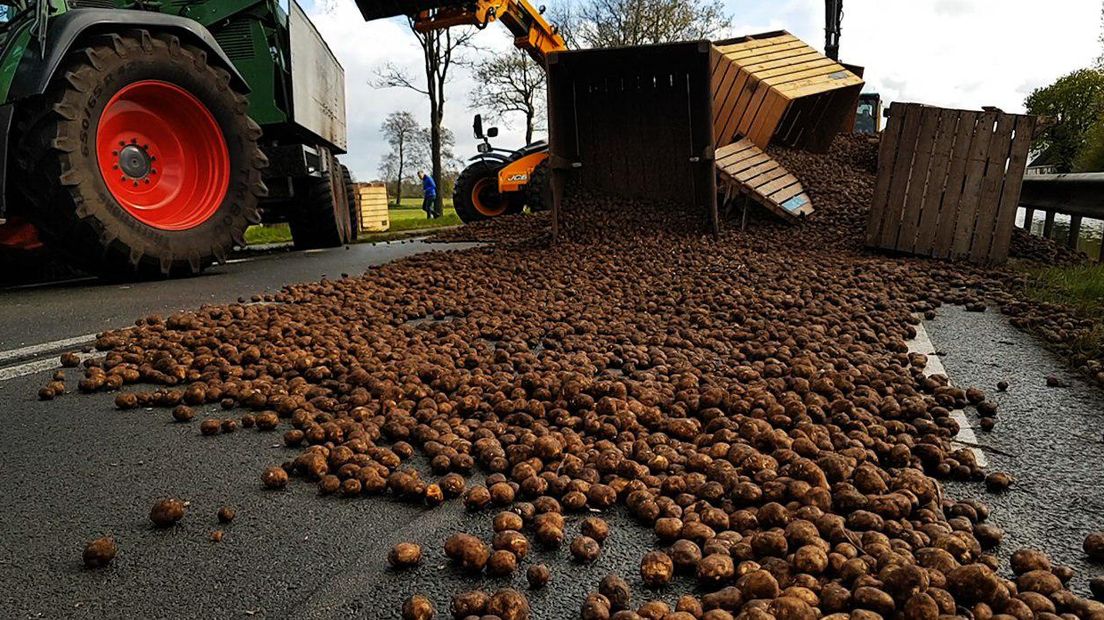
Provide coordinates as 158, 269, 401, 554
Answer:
711, 31, 864, 152
355, 183, 390, 233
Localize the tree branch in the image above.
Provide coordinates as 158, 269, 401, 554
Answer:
372, 62, 429, 95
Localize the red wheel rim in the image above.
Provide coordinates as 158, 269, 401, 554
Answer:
472, 177, 507, 217
96, 80, 229, 231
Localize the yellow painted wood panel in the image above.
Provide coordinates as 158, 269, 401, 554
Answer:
721, 75, 760, 142
716, 140, 813, 223
356, 186, 391, 233
756, 58, 837, 82
765, 64, 851, 87
711, 62, 742, 127
778, 73, 863, 97
739, 50, 824, 74
714, 34, 798, 54
734, 85, 771, 142
718, 39, 805, 60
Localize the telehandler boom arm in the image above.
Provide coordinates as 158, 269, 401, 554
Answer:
354, 0, 566, 63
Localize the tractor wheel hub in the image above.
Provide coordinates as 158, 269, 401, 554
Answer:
118, 144, 152, 179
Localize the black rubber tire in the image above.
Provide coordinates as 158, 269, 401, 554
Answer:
506, 194, 526, 215
12, 30, 267, 278
288, 149, 353, 249
524, 157, 552, 212
453, 160, 508, 224
341, 164, 359, 242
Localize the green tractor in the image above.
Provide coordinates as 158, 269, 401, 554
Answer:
0, 0, 356, 277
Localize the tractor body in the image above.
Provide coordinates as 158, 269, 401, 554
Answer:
0, 0, 356, 276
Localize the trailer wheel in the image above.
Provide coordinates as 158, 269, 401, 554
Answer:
13, 30, 266, 278
454, 160, 509, 223
288, 150, 353, 249
525, 158, 552, 212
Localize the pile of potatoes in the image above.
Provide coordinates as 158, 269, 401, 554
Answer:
57, 136, 1104, 617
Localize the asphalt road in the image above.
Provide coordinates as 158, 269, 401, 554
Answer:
923, 306, 1104, 596
0, 241, 462, 351
0, 240, 663, 620
2, 246, 1104, 618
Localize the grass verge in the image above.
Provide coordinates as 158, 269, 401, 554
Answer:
244, 224, 292, 245
1020, 263, 1104, 352
244, 199, 461, 246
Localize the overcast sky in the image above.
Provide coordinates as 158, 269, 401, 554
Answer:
303, 0, 1103, 182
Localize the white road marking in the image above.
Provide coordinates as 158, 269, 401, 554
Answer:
0, 353, 93, 382
908, 320, 989, 468
224, 257, 257, 264
1, 276, 97, 291
0, 333, 98, 364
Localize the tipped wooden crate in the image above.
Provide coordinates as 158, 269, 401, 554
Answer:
711, 31, 864, 153
356, 183, 390, 233
716, 138, 812, 222
866, 103, 1036, 264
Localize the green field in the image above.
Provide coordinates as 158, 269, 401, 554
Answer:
244, 198, 460, 246
387, 198, 462, 231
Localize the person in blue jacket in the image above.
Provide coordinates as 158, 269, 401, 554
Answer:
418, 170, 438, 219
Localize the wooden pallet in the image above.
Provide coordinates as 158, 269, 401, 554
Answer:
355, 183, 390, 233
866, 103, 1036, 264
711, 31, 864, 153
716, 138, 813, 222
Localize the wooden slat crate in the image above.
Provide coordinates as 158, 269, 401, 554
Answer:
716, 138, 813, 222
355, 183, 390, 233
866, 103, 1036, 264
711, 31, 864, 153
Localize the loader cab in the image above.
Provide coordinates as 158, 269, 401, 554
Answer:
473, 114, 499, 154
855, 93, 882, 134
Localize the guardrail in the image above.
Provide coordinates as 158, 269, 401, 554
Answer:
1019, 172, 1104, 262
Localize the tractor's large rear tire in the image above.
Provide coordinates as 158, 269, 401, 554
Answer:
525, 158, 552, 212
13, 30, 267, 278
288, 150, 354, 249
454, 160, 510, 224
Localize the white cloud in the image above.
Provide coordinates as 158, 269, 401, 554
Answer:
773, 0, 1100, 113
933, 0, 975, 16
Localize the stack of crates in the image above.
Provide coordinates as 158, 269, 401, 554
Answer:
356, 183, 390, 233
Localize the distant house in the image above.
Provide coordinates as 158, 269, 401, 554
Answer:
1026, 147, 1061, 175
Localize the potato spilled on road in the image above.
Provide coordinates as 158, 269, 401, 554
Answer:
54, 135, 1104, 619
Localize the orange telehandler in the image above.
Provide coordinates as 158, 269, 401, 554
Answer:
356, 0, 566, 223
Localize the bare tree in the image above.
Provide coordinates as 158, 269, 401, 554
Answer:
416, 126, 455, 170
380, 111, 422, 206
374, 21, 476, 214
566, 0, 728, 48
546, 3, 582, 49
468, 49, 546, 144
377, 156, 399, 193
